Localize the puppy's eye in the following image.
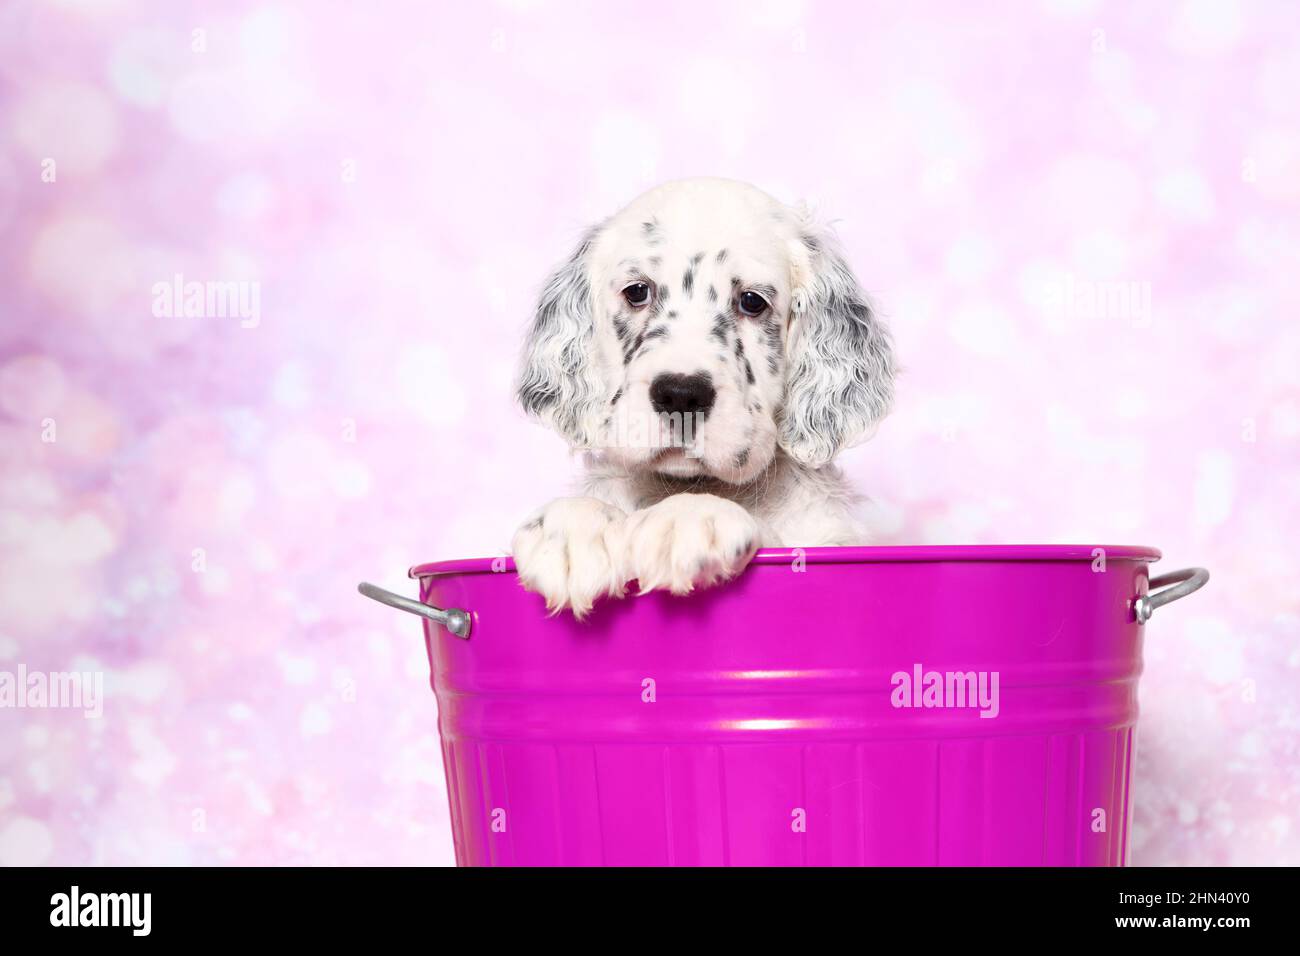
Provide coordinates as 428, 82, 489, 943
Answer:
622, 282, 652, 308
738, 290, 770, 317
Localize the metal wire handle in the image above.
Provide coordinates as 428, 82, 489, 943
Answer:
360, 564, 1206, 636
357, 582, 472, 639
1133, 567, 1209, 624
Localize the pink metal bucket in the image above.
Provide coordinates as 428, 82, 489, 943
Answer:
360, 545, 1207, 866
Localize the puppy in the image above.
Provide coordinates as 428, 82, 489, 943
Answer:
511, 178, 895, 616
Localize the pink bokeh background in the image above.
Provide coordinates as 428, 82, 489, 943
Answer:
1, 0, 1297, 866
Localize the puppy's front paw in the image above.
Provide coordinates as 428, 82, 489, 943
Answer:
623, 493, 760, 596
512, 498, 628, 618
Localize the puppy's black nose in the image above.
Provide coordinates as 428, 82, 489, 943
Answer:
649, 372, 716, 419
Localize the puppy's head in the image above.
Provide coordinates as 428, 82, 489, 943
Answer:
517, 178, 894, 480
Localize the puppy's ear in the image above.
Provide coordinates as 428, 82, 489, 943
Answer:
778, 227, 896, 468
516, 227, 606, 448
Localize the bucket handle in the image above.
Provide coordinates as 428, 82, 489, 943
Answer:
359, 564, 1206, 636
1133, 567, 1209, 624
357, 582, 472, 639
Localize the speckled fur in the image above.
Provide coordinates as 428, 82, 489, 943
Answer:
513, 178, 895, 616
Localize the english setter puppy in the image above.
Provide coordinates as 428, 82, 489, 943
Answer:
512, 178, 895, 617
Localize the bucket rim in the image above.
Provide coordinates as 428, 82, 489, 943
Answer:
408, 544, 1162, 579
